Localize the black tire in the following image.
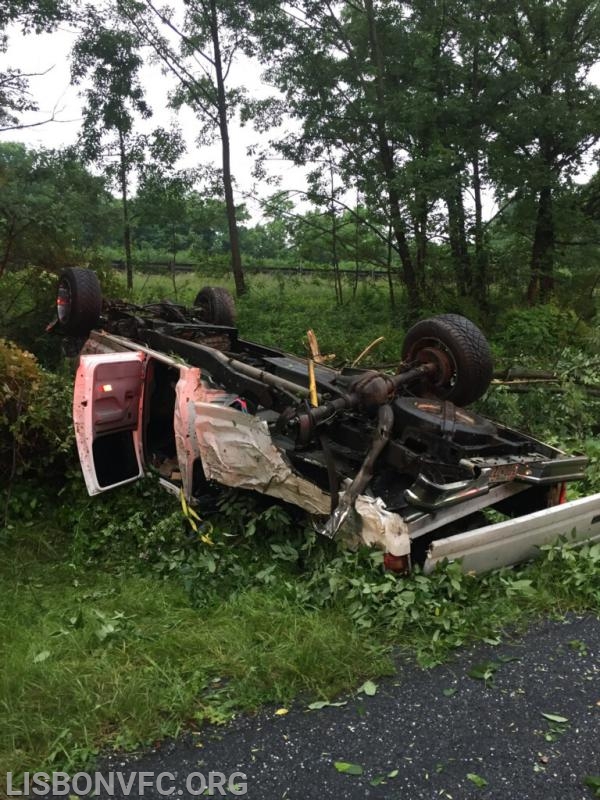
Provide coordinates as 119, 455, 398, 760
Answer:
401, 313, 493, 406
193, 286, 236, 327
56, 268, 102, 336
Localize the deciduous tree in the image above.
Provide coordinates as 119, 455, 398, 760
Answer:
72, 17, 151, 289
116, 0, 249, 295
490, 0, 600, 303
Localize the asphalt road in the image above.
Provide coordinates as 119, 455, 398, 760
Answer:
92, 614, 600, 800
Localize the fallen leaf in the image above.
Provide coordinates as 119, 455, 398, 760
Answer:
466, 773, 488, 788
33, 650, 50, 664
541, 712, 568, 724
68, 610, 84, 629
307, 700, 347, 710
583, 775, 600, 798
358, 680, 378, 696
370, 775, 386, 786
275, 708, 288, 716
443, 687, 457, 697
387, 769, 399, 778
334, 761, 363, 776
468, 661, 499, 682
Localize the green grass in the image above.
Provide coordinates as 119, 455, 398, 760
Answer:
236, 275, 407, 362
0, 527, 391, 781
119, 270, 409, 363
117, 268, 597, 368
2, 514, 600, 783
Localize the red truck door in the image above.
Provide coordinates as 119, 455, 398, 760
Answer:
73, 352, 146, 494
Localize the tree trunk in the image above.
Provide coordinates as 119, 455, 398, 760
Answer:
471, 152, 488, 311
170, 221, 178, 299
527, 184, 554, 305
446, 181, 472, 296
469, 37, 487, 312
363, 0, 420, 309
0, 218, 17, 277
329, 160, 342, 304
209, 0, 246, 297
353, 189, 360, 299
413, 187, 428, 292
386, 220, 396, 310
118, 129, 133, 292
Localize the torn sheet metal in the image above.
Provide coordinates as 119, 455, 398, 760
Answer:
336, 494, 411, 557
354, 495, 411, 556
193, 401, 410, 549
174, 367, 242, 500
194, 402, 332, 515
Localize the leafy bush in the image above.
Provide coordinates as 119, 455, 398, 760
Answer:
0, 268, 60, 365
477, 343, 600, 442
571, 438, 600, 498
494, 304, 590, 360
58, 477, 303, 596
0, 339, 75, 487
54, 476, 600, 671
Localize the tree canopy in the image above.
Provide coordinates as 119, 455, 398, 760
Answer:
0, 0, 599, 315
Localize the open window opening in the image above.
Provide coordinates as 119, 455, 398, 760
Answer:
144, 359, 179, 481
93, 431, 139, 488
88, 356, 144, 489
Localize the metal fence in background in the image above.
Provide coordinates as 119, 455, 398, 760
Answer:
110, 260, 391, 279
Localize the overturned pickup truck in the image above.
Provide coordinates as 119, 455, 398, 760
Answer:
50, 268, 600, 574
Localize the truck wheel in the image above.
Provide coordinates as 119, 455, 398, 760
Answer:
56, 268, 102, 336
401, 314, 493, 406
193, 286, 236, 327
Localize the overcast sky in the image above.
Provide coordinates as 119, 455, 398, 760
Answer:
0, 23, 309, 221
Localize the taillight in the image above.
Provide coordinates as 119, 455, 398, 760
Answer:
548, 482, 568, 507
383, 553, 410, 574
558, 482, 568, 505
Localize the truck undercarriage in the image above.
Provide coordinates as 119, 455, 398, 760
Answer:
51, 268, 599, 572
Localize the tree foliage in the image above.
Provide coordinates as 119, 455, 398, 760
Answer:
1, 0, 600, 317
72, 14, 152, 289
0, 142, 116, 275
248, 0, 600, 310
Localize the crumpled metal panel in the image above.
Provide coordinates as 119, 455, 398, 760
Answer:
194, 402, 332, 515
330, 493, 411, 556
173, 367, 232, 500
353, 495, 411, 556
192, 402, 411, 555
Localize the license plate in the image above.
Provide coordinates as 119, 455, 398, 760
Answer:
489, 463, 520, 483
